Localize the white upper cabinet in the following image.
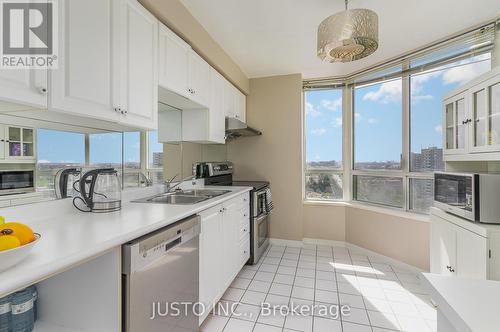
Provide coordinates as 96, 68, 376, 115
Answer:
50, 0, 118, 123
117, 0, 158, 129
224, 81, 246, 122
50, 0, 157, 130
443, 67, 500, 160
158, 23, 210, 108
208, 69, 226, 143
188, 51, 210, 107
158, 25, 190, 98
0, 69, 47, 110
236, 89, 246, 123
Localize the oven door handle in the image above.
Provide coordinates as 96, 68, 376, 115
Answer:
254, 212, 269, 221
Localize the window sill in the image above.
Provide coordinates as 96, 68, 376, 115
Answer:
303, 199, 430, 223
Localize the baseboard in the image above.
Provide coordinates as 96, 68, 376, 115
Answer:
269, 238, 303, 247
345, 243, 424, 274
268, 237, 423, 273
302, 238, 347, 247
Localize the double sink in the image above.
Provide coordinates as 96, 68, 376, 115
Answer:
132, 189, 231, 205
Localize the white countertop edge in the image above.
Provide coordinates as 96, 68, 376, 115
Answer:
422, 273, 500, 332
0, 186, 252, 298
421, 273, 472, 332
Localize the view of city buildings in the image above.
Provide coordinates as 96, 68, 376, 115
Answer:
305, 147, 443, 212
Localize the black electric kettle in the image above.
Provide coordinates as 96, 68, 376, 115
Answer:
72, 168, 121, 213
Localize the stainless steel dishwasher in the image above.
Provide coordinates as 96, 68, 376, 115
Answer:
122, 215, 200, 332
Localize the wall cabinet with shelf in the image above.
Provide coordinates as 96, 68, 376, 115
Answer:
0, 125, 36, 162
443, 67, 500, 161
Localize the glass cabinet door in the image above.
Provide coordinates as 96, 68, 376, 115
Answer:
445, 102, 454, 150
4, 126, 35, 159
22, 128, 34, 157
489, 83, 500, 146
455, 98, 466, 150
8, 127, 22, 157
473, 89, 487, 148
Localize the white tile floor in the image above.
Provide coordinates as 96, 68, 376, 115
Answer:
200, 244, 436, 332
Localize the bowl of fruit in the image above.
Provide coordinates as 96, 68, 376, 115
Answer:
0, 217, 40, 272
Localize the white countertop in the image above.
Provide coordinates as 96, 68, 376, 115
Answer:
422, 273, 500, 332
0, 185, 252, 298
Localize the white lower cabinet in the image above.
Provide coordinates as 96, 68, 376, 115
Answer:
199, 192, 250, 325
430, 208, 493, 279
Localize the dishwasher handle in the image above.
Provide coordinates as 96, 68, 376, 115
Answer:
122, 215, 200, 274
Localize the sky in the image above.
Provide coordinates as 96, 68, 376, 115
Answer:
305, 55, 491, 164
37, 130, 159, 165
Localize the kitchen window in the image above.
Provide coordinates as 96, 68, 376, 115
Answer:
147, 131, 164, 183
304, 88, 343, 200
303, 44, 492, 213
353, 78, 403, 170
36, 129, 85, 192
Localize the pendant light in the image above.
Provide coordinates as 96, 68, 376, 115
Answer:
317, 0, 379, 62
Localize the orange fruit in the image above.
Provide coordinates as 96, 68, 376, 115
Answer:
0, 235, 21, 251
0, 222, 36, 245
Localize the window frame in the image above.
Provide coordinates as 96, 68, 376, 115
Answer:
303, 52, 491, 214
302, 87, 346, 202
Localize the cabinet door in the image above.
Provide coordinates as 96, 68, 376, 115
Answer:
0, 69, 47, 109
456, 227, 487, 279
50, 0, 118, 122
430, 216, 457, 276
0, 125, 5, 160
443, 93, 469, 155
209, 69, 226, 143
470, 76, 500, 153
118, 0, 158, 130
199, 205, 224, 320
158, 25, 190, 98
188, 51, 210, 107
235, 90, 246, 123
222, 198, 244, 287
224, 81, 237, 118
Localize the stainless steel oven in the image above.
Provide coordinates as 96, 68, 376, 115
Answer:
252, 188, 270, 264
0, 170, 34, 195
434, 172, 500, 224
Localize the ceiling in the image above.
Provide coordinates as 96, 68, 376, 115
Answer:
179, 0, 500, 79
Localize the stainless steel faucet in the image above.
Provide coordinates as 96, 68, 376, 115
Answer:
164, 174, 195, 193
139, 172, 153, 186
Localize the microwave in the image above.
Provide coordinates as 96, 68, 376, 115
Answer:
0, 170, 35, 195
434, 172, 500, 224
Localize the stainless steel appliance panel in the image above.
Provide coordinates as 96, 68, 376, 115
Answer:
434, 172, 500, 224
122, 215, 200, 332
0, 170, 34, 195
252, 213, 269, 264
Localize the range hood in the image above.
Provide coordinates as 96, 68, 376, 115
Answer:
225, 117, 262, 140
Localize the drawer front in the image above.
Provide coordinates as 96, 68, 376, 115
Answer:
239, 237, 250, 266
225, 192, 250, 210
238, 223, 250, 242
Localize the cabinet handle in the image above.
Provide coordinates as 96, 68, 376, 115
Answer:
38, 87, 48, 95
